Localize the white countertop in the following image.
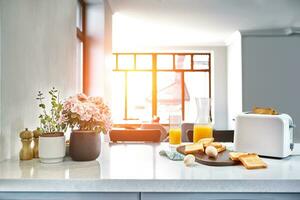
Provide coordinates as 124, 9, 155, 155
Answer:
1, 142, 300, 193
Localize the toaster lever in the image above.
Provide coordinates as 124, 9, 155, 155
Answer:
290, 143, 294, 151
289, 123, 295, 151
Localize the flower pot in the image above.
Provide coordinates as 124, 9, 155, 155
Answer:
39, 132, 66, 164
69, 130, 101, 161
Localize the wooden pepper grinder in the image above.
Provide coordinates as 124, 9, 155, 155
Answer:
32, 128, 42, 158
19, 128, 33, 160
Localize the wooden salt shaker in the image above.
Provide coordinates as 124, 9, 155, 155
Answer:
19, 128, 33, 160
32, 128, 42, 158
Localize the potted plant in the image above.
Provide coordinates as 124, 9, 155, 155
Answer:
61, 94, 112, 161
36, 87, 67, 163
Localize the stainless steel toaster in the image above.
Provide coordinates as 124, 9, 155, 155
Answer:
234, 113, 295, 158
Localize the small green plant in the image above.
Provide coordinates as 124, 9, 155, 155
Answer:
36, 87, 67, 133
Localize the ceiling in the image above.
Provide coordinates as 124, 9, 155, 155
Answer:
107, 0, 300, 49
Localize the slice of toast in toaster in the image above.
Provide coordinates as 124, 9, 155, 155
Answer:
238, 154, 267, 169
252, 106, 278, 115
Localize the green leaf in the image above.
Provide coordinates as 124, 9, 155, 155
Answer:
39, 104, 45, 109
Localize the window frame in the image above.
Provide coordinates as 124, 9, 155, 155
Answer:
76, 0, 85, 42
76, 0, 87, 94
113, 52, 212, 122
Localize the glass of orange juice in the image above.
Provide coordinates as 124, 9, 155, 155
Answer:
169, 113, 182, 145
193, 97, 213, 143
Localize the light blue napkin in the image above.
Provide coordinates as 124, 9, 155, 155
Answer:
159, 150, 185, 161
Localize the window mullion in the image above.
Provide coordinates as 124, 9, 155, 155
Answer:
173, 54, 175, 70
208, 53, 212, 121
181, 72, 185, 121
152, 54, 157, 118
124, 72, 128, 120
191, 54, 194, 70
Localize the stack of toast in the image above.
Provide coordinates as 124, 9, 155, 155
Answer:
184, 138, 227, 154
182, 138, 267, 170
229, 152, 267, 169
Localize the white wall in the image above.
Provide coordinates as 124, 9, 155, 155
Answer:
0, 1, 2, 160
0, 0, 78, 160
205, 46, 228, 130
226, 32, 242, 129
194, 46, 228, 130
241, 35, 300, 142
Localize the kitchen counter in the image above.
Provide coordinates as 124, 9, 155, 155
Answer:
1, 142, 300, 194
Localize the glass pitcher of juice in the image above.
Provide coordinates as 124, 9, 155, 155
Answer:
169, 113, 182, 145
193, 98, 213, 143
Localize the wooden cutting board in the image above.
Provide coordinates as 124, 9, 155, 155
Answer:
176, 145, 239, 166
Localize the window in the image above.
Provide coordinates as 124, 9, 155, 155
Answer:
112, 53, 211, 123
76, 0, 85, 93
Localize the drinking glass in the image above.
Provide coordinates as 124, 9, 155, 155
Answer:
169, 113, 182, 146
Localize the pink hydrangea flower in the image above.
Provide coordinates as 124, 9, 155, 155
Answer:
71, 103, 85, 116
77, 93, 88, 101
62, 94, 112, 133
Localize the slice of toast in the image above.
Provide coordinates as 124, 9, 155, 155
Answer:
184, 143, 204, 154
238, 154, 267, 169
229, 152, 249, 161
252, 106, 278, 115
204, 142, 222, 148
216, 145, 226, 153
197, 138, 214, 146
